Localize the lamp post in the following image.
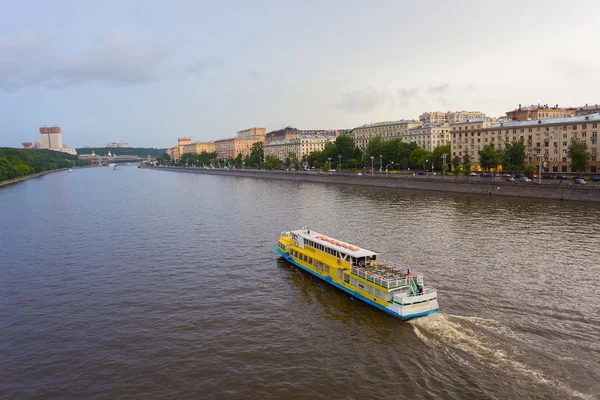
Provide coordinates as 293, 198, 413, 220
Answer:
386, 161, 394, 177
379, 154, 383, 172
328, 157, 332, 174
242, 161, 245, 169
537, 152, 543, 184
424, 159, 428, 174
338, 155, 342, 171
370, 156, 374, 176
442, 153, 447, 176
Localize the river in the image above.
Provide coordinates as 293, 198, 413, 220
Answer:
1, 166, 598, 399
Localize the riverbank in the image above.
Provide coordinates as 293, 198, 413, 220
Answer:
147, 166, 600, 203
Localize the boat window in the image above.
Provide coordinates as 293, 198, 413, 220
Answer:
374, 289, 383, 299
351, 277, 357, 286
325, 266, 330, 274
308, 257, 312, 265
366, 284, 373, 294
358, 282, 365, 290
338, 269, 343, 279
344, 274, 350, 283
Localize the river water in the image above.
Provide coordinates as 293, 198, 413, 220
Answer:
1, 166, 599, 399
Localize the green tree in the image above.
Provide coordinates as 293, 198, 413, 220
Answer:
246, 142, 264, 168
478, 144, 500, 172
502, 139, 526, 172
453, 164, 462, 176
523, 165, 536, 178
568, 140, 590, 173
451, 155, 461, 170
431, 144, 451, 170
463, 163, 472, 176
409, 148, 432, 171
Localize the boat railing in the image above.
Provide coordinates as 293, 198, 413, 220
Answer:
350, 266, 409, 290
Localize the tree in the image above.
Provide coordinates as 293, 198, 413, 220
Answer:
431, 145, 451, 171
409, 148, 431, 170
246, 142, 264, 168
523, 165, 536, 178
453, 164, 462, 176
568, 140, 590, 173
451, 156, 461, 170
463, 162, 472, 176
502, 139, 526, 172
478, 145, 500, 172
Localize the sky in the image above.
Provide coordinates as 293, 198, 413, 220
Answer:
1, 0, 599, 148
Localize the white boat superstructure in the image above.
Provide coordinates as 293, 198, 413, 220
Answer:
277, 228, 439, 319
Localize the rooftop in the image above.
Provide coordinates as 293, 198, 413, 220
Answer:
354, 120, 420, 129
491, 112, 600, 128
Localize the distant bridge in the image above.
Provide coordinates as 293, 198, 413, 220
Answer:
79, 155, 146, 165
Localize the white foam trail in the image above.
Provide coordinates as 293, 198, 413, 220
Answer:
410, 313, 595, 400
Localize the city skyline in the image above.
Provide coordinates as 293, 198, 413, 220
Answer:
1, 0, 600, 148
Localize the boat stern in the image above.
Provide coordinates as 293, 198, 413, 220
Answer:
392, 289, 439, 319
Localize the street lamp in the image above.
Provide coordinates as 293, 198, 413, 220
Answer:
424, 159, 428, 174
328, 157, 332, 174
370, 156, 374, 176
537, 152, 543, 184
379, 154, 383, 172
242, 161, 245, 169
442, 153, 447, 176
386, 161, 394, 177
338, 155, 342, 171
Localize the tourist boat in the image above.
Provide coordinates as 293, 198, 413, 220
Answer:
277, 228, 439, 319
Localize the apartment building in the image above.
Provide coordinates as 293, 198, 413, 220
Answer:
405, 124, 452, 151
264, 135, 336, 161
214, 136, 266, 159
450, 113, 600, 173
182, 141, 215, 155
351, 120, 422, 151
419, 111, 486, 125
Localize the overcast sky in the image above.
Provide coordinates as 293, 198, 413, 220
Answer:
1, 0, 599, 148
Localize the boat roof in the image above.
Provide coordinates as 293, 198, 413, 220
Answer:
292, 228, 378, 258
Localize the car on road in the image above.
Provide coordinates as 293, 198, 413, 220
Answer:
503, 173, 512, 177
506, 176, 515, 182
417, 171, 426, 175
590, 175, 600, 182
574, 178, 586, 185
356, 172, 362, 176
542, 173, 554, 179
519, 176, 532, 182
556, 174, 568, 180
470, 172, 477, 176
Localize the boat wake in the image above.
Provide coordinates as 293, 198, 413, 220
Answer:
410, 313, 595, 400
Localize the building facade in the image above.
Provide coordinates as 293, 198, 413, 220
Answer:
182, 141, 215, 155
264, 135, 336, 161
405, 124, 452, 151
39, 127, 63, 150
419, 111, 486, 125
214, 136, 266, 159
451, 113, 600, 173
237, 127, 267, 138
351, 120, 422, 151
506, 103, 600, 121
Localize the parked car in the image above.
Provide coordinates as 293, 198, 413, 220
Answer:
503, 173, 512, 177
515, 173, 524, 179
519, 176, 532, 182
356, 172, 362, 176
590, 175, 600, 182
506, 176, 515, 182
542, 173, 553, 179
574, 178, 586, 185
470, 172, 477, 176
556, 174, 568, 180
417, 171, 426, 175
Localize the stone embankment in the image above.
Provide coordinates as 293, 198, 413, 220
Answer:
148, 167, 600, 203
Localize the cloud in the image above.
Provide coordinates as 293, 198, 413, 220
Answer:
427, 83, 450, 93
247, 70, 262, 80
336, 87, 390, 113
0, 30, 221, 91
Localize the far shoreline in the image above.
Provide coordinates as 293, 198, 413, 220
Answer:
146, 166, 600, 203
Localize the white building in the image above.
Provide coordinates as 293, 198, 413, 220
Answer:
419, 111, 487, 125
264, 135, 336, 161
39, 126, 77, 155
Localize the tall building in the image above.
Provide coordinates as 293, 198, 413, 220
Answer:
405, 124, 452, 151
39, 127, 63, 150
450, 113, 600, 173
419, 111, 486, 124
506, 103, 600, 121
214, 136, 265, 159
182, 141, 215, 155
351, 120, 422, 151
237, 127, 267, 138
264, 135, 336, 161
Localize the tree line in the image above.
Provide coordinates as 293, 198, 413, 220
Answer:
0, 148, 91, 182
156, 136, 593, 175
